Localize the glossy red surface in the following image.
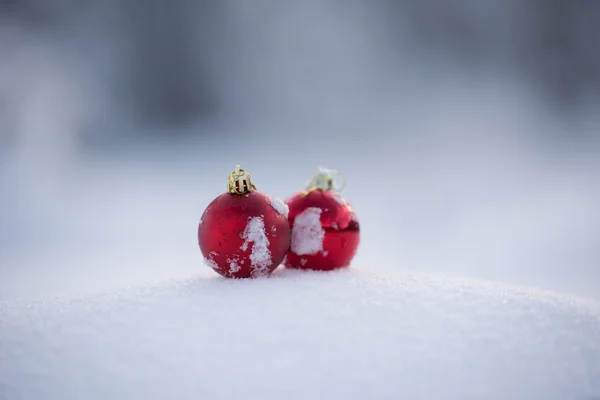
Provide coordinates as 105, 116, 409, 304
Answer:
285, 190, 360, 271
198, 191, 291, 278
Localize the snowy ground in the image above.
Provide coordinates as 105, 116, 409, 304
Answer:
1, 268, 599, 400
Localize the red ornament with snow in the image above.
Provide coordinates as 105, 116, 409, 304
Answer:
198, 165, 291, 278
284, 168, 360, 271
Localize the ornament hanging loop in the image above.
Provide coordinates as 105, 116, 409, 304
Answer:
331, 170, 346, 192
227, 165, 256, 195
305, 167, 346, 194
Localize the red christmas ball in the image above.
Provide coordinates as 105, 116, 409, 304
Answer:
284, 170, 360, 271
198, 166, 291, 278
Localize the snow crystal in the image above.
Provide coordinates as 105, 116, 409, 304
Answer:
240, 216, 272, 277
291, 207, 325, 255
204, 257, 218, 270
229, 260, 241, 274
270, 197, 289, 217
300, 258, 307, 266
226, 257, 241, 274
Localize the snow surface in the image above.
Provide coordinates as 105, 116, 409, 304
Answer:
1, 269, 599, 400
240, 216, 272, 277
291, 207, 325, 255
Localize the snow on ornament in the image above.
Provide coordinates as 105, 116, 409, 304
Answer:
198, 165, 291, 278
284, 167, 360, 271
290, 207, 325, 255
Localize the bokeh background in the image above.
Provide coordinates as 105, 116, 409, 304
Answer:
1, 0, 599, 301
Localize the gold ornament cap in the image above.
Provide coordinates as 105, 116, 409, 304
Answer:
227, 165, 256, 195
305, 167, 346, 195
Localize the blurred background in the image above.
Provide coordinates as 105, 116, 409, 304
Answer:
1, 0, 599, 301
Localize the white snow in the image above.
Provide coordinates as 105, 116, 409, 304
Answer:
291, 207, 325, 255
269, 197, 289, 218
1, 269, 599, 400
240, 216, 272, 277
204, 257, 218, 270
332, 193, 346, 206
229, 262, 241, 274
227, 257, 241, 274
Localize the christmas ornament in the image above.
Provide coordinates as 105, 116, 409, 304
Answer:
198, 165, 291, 278
284, 168, 360, 271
